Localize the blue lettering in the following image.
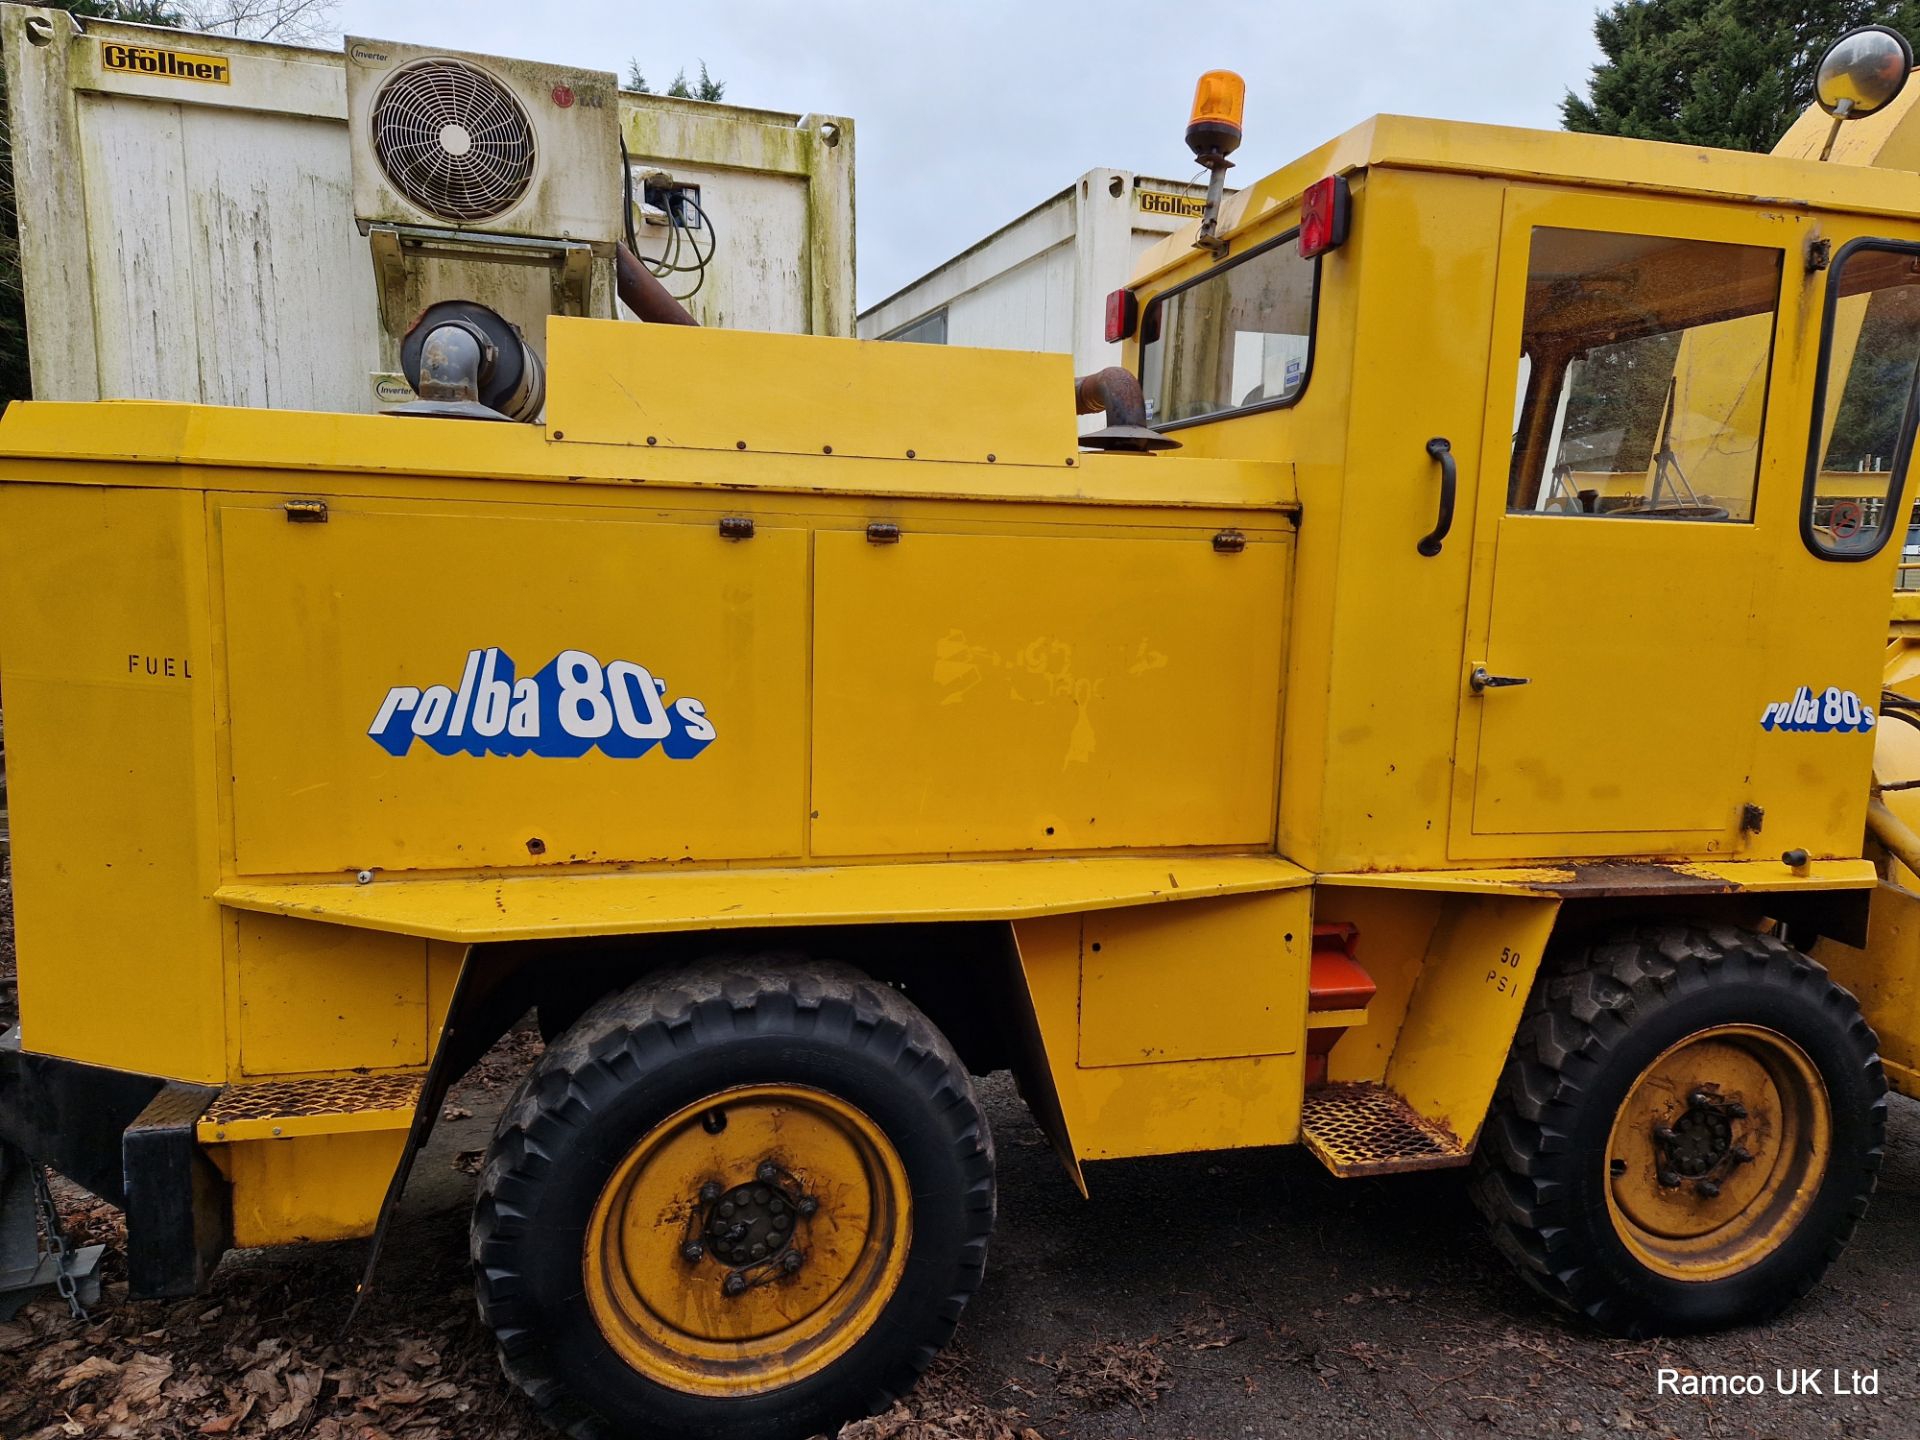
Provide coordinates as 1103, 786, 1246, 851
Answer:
371, 648, 716, 759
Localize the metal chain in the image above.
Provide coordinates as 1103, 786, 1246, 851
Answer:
30, 1163, 88, 1322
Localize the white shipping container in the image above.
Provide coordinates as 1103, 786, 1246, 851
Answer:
857, 169, 1222, 376
0, 5, 854, 411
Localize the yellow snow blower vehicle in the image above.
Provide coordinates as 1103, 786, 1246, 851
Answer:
9, 23, 1920, 1440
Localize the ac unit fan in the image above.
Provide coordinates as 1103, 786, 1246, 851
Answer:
370, 58, 537, 224
345, 37, 618, 244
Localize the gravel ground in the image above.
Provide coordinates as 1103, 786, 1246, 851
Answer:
3, 855, 1918, 1439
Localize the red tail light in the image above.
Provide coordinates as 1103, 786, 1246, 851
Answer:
1104, 287, 1139, 344
1299, 176, 1351, 259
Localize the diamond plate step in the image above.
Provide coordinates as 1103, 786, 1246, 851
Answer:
1300, 1082, 1470, 1177
198, 1074, 423, 1144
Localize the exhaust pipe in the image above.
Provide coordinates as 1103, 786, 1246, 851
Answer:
616, 242, 699, 327
391, 300, 545, 423
1073, 367, 1179, 452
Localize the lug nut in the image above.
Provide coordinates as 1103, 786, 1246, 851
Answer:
797, 1195, 818, 1216
681, 1241, 705, 1263
781, 1249, 804, 1274
699, 1181, 722, 1204
1653, 1125, 1677, 1144
1725, 1101, 1748, 1119
1695, 1178, 1721, 1198
723, 1270, 749, 1297
1688, 1090, 1712, 1110
1658, 1169, 1681, 1188
757, 1161, 780, 1184
1730, 1146, 1754, 1165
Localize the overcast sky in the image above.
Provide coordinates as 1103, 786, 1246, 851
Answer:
330, 1, 1606, 311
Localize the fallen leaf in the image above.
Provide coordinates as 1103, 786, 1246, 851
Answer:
242, 1366, 284, 1400
57, 1354, 121, 1391
116, 1351, 174, 1408
267, 1365, 320, 1431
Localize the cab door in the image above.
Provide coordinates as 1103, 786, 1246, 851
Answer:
1451, 189, 1814, 859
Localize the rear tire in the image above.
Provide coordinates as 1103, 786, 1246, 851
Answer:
473, 956, 994, 1440
1472, 922, 1884, 1336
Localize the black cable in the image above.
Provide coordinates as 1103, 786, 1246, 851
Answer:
664, 197, 715, 301
683, 196, 717, 270
649, 199, 715, 275
641, 196, 691, 278
645, 206, 681, 276
619, 131, 639, 254
629, 185, 716, 300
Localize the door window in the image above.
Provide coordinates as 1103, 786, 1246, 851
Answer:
1139, 234, 1317, 428
1507, 229, 1782, 522
1802, 241, 1920, 560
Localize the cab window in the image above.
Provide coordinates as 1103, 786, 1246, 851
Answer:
1139, 234, 1316, 429
1507, 228, 1782, 522
1802, 241, 1920, 560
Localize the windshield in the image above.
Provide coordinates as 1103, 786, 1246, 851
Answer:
1506, 227, 1782, 523
1139, 236, 1317, 428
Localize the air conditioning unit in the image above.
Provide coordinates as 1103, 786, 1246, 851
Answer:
343, 37, 622, 400
344, 36, 619, 244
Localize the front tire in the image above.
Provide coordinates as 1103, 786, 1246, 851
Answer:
1472, 922, 1884, 1336
473, 957, 995, 1440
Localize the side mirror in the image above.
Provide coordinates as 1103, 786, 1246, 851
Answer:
1816, 26, 1913, 119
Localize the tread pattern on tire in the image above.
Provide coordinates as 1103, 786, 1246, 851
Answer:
470, 956, 995, 1440
1469, 921, 1885, 1336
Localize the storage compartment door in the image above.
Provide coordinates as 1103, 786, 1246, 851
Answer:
810, 528, 1288, 856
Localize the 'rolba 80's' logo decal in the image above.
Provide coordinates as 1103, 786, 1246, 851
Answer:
1760, 685, 1876, 734
369, 648, 715, 759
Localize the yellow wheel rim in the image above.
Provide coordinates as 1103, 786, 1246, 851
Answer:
583, 1083, 912, 1396
1604, 1024, 1830, 1282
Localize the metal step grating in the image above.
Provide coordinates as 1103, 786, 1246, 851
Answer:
200, 1074, 424, 1144
1300, 1082, 1470, 1177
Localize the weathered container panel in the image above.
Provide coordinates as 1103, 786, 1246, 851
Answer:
77, 96, 381, 410
2, 7, 855, 412
946, 242, 1076, 355
629, 163, 811, 334
859, 168, 1216, 375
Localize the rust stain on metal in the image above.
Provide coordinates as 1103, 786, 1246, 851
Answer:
1523, 860, 1737, 899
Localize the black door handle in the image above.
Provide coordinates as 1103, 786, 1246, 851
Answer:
1470, 665, 1530, 693
1417, 437, 1456, 557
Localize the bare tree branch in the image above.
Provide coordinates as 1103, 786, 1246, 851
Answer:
176, 0, 339, 46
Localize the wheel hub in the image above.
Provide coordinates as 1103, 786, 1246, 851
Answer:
1604, 1025, 1831, 1281
1651, 1088, 1752, 1192
688, 1161, 816, 1290
582, 1083, 913, 1397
